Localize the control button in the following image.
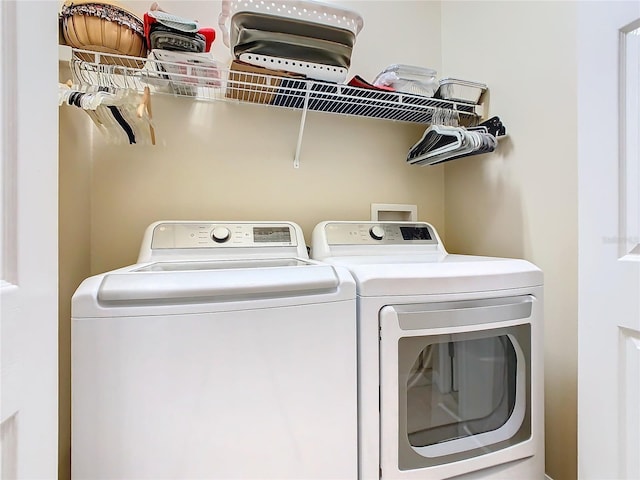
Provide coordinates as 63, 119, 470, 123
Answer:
211, 226, 231, 243
369, 225, 385, 240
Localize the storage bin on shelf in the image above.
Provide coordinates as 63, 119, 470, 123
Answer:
436, 79, 487, 104
373, 64, 439, 98
218, 0, 364, 82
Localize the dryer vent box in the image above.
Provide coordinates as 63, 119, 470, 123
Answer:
371, 204, 417, 222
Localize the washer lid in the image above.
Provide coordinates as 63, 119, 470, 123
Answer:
72, 256, 358, 318
133, 258, 310, 272
97, 258, 339, 304
323, 254, 543, 296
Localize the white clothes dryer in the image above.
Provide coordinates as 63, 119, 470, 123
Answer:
311, 221, 544, 480
72, 221, 358, 480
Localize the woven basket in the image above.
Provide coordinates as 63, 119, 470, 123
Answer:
60, 1, 147, 62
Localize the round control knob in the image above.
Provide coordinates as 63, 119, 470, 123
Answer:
211, 226, 231, 243
369, 225, 385, 241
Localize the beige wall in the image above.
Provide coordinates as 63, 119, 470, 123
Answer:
58, 2, 445, 479
441, 2, 578, 480
87, 99, 444, 272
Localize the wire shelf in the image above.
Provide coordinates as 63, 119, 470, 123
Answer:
69, 49, 482, 126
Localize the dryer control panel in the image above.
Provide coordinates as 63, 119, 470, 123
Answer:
311, 221, 446, 260
321, 222, 439, 245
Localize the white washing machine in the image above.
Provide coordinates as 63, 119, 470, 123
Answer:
311, 221, 544, 480
72, 221, 358, 480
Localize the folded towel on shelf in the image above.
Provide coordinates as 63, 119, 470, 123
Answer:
149, 24, 207, 52
144, 3, 215, 52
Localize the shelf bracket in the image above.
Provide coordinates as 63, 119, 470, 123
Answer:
293, 82, 312, 168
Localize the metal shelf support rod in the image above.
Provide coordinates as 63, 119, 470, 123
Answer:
293, 81, 312, 168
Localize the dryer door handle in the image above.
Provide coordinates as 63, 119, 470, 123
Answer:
387, 295, 535, 331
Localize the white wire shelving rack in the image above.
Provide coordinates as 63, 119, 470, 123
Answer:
68, 48, 484, 166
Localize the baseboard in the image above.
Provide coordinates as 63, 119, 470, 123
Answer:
545, 475, 554, 480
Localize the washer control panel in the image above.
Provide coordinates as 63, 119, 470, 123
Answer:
150, 222, 298, 249
323, 222, 438, 245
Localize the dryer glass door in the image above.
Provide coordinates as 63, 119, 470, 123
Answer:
379, 296, 534, 472
404, 333, 522, 454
